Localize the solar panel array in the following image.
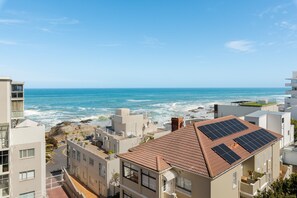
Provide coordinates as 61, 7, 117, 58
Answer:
234, 129, 277, 153
198, 119, 248, 141
212, 144, 241, 164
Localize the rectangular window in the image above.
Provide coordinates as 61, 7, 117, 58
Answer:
83, 153, 86, 161
123, 191, 132, 198
0, 150, 9, 173
19, 170, 35, 181
282, 118, 284, 123
232, 172, 237, 189
123, 162, 139, 183
89, 158, 94, 166
0, 174, 9, 196
19, 149, 35, 158
141, 169, 156, 191
19, 191, 35, 198
77, 151, 81, 162
72, 149, 76, 159
176, 176, 191, 193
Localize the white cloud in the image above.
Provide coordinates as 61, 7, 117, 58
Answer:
0, 40, 17, 45
48, 17, 79, 25
225, 40, 255, 52
0, 19, 26, 25
277, 21, 297, 30
141, 36, 165, 48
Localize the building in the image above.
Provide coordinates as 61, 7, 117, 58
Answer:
244, 111, 294, 149
118, 115, 288, 198
285, 71, 297, 119
67, 108, 170, 197
214, 100, 278, 119
0, 77, 46, 198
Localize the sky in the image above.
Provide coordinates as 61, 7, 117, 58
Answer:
0, 0, 297, 88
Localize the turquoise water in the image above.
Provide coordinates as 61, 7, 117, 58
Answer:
24, 88, 287, 128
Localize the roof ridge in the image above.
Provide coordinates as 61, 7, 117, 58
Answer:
193, 122, 212, 177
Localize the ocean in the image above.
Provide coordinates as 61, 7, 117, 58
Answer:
24, 88, 288, 129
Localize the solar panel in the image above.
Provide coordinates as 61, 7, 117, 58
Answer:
212, 144, 241, 164
198, 119, 248, 141
234, 129, 277, 153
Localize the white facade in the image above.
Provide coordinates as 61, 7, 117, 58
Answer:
245, 111, 294, 148
0, 77, 46, 198
285, 71, 297, 119
214, 101, 278, 119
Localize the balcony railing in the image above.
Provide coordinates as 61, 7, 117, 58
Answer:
240, 174, 268, 197
11, 111, 24, 118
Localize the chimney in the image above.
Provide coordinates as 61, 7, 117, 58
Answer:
171, 117, 184, 132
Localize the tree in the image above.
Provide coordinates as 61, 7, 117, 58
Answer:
255, 173, 297, 198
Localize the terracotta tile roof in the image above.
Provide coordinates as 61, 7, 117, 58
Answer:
119, 115, 282, 178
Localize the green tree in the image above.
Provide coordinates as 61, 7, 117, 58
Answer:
291, 119, 297, 141
255, 173, 297, 198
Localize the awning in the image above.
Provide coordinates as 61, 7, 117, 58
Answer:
162, 170, 177, 181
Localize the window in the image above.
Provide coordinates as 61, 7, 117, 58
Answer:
163, 180, 166, 191
123, 191, 132, 198
83, 153, 86, 161
12, 85, 23, 92
99, 163, 105, 177
282, 118, 285, 123
176, 176, 191, 193
89, 158, 94, 166
77, 151, 81, 162
141, 169, 156, 191
123, 162, 138, 183
0, 174, 9, 196
232, 172, 237, 189
249, 121, 256, 125
0, 124, 9, 149
72, 149, 76, 159
20, 149, 35, 158
0, 150, 9, 172
19, 170, 35, 181
19, 191, 35, 198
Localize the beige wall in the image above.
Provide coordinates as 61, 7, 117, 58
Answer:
272, 142, 280, 180
68, 140, 120, 197
211, 165, 241, 198
0, 79, 11, 123
10, 142, 44, 198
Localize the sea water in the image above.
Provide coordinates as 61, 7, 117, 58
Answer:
24, 88, 287, 128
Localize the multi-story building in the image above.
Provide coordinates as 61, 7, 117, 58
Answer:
67, 108, 169, 197
0, 77, 46, 198
285, 71, 297, 119
119, 115, 286, 198
245, 111, 294, 149
214, 100, 278, 119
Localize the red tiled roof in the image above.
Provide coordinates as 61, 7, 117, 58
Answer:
119, 115, 282, 178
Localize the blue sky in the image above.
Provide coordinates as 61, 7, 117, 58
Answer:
0, 0, 297, 88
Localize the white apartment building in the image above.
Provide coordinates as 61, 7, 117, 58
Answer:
245, 111, 294, 149
285, 71, 297, 119
67, 108, 170, 197
0, 77, 46, 198
214, 100, 278, 119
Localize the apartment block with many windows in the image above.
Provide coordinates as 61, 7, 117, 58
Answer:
119, 116, 289, 198
0, 77, 46, 198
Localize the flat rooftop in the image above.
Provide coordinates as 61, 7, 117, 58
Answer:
246, 110, 288, 117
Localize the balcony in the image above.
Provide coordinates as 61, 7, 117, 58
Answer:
280, 164, 292, 180
11, 111, 24, 119
286, 90, 297, 95
11, 91, 24, 100
240, 173, 268, 198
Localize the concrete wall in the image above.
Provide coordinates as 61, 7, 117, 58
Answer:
0, 79, 11, 123
216, 105, 278, 118
272, 142, 280, 181
68, 140, 120, 197
10, 124, 46, 198
211, 165, 242, 198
